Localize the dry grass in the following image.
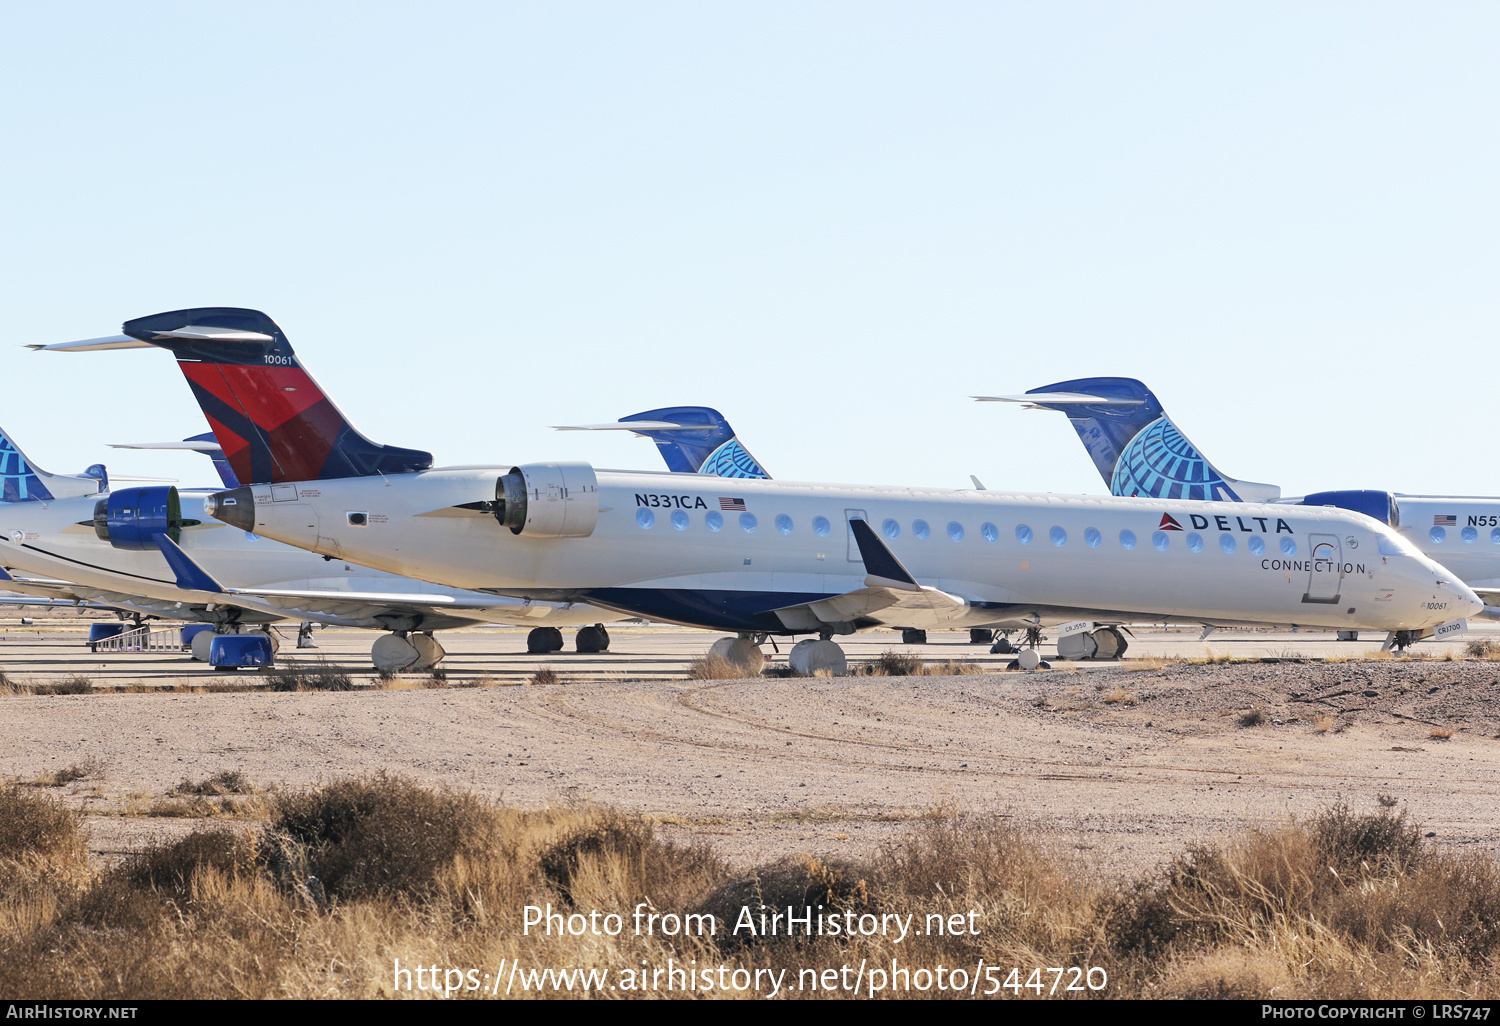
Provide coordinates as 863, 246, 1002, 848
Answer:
1313, 713, 1337, 734
527, 667, 568, 686
1464, 638, 1500, 659
170, 770, 252, 797
32, 757, 106, 788
3, 778, 1499, 999
1430, 726, 1456, 740
1237, 706, 1267, 728
1101, 687, 1137, 706
849, 652, 986, 678
685, 654, 748, 680
265, 662, 355, 692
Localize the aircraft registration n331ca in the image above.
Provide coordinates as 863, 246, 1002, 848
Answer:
980, 376, 1500, 623
48, 308, 1481, 672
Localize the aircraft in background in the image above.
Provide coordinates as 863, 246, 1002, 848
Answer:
0, 404, 764, 669
980, 377, 1500, 626
46, 307, 1479, 672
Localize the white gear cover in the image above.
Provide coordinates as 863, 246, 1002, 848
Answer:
708, 637, 764, 675
409, 633, 445, 670
788, 638, 846, 677
371, 633, 421, 673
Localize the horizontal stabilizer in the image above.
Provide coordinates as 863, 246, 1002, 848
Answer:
973, 392, 1145, 407
110, 441, 222, 452
27, 335, 154, 353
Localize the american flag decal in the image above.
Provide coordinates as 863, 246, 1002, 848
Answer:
1434, 515, 1457, 527
719, 497, 746, 511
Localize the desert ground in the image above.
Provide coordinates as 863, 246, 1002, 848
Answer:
3, 618, 1496, 875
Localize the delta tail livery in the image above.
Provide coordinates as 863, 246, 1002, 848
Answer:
40, 309, 1479, 671
983, 377, 1500, 614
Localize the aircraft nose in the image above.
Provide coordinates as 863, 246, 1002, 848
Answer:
1449, 575, 1483, 620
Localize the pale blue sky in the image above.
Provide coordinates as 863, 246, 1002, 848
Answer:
2, 3, 1496, 497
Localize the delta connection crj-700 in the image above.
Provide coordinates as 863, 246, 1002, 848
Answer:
39, 307, 1481, 675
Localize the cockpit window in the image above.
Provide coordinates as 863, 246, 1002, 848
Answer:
1378, 531, 1420, 557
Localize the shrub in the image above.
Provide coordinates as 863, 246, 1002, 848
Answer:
264, 773, 502, 901
0, 783, 86, 863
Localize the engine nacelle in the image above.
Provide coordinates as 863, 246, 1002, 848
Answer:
491, 462, 599, 538
1300, 490, 1399, 527
92, 485, 193, 549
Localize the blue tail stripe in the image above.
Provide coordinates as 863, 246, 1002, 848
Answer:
0, 429, 52, 503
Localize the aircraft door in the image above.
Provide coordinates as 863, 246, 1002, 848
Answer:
1302, 533, 1343, 604
845, 509, 868, 562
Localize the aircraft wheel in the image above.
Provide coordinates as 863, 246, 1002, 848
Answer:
1005, 659, 1020, 671
1337, 631, 1359, 642
901, 629, 928, 645
708, 637, 765, 675
990, 636, 1014, 655
788, 639, 846, 677
969, 628, 994, 644
410, 633, 446, 670
372, 633, 422, 673
575, 625, 609, 653
527, 626, 565, 654
191, 631, 217, 662
1056, 631, 1099, 661
1091, 627, 1127, 660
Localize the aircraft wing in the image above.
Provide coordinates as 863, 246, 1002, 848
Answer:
152, 535, 605, 628
770, 519, 972, 632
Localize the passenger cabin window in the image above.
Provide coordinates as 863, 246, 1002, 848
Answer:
1249, 536, 1265, 556
1084, 527, 1101, 548
1119, 530, 1136, 550
1050, 526, 1067, 547
671, 510, 689, 531
813, 516, 831, 537
947, 522, 964, 542
1186, 533, 1203, 553
740, 513, 758, 533
1016, 524, 1033, 545
1281, 537, 1297, 556
1463, 526, 1478, 544
706, 511, 723, 532
637, 508, 655, 529
1219, 534, 1236, 554
1430, 526, 1446, 544
1152, 531, 1170, 551
913, 520, 931, 540
883, 519, 900, 540
775, 514, 793, 536
981, 522, 998, 543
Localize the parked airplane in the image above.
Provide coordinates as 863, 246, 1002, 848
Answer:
979, 377, 1500, 622
43, 309, 1480, 673
0, 404, 762, 669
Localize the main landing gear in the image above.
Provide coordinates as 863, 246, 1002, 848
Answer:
371, 631, 446, 673
1055, 625, 1130, 661
525, 625, 612, 654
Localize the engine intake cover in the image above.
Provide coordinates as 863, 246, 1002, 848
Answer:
93, 485, 188, 549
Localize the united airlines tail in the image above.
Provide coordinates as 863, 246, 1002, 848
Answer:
555, 406, 772, 479
977, 376, 1280, 503
0, 426, 104, 502
96, 308, 433, 486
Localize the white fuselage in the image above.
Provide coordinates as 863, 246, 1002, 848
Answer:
1390, 496, 1500, 593
214, 466, 1479, 634
0, 490, 612, 629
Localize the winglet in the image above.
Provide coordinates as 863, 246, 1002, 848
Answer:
848, 519, 920, 591
153, 535, 227, 593
0, 567, 13, 582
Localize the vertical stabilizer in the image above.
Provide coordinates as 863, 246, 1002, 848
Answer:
982, 377, 1280, 502
0, 427, 102, 502
118, 307, 433, 485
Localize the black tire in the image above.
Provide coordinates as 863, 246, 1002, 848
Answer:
526, 627, 555, 655
969, 628, 994, 644
1037, 660, 1052, 670
576, 625, 609, 653
901, 629, 927, 645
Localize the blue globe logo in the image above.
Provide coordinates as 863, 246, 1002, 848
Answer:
1111, 417, 1239, 502
700, 439, 769, 480
0, 433, 51, 503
